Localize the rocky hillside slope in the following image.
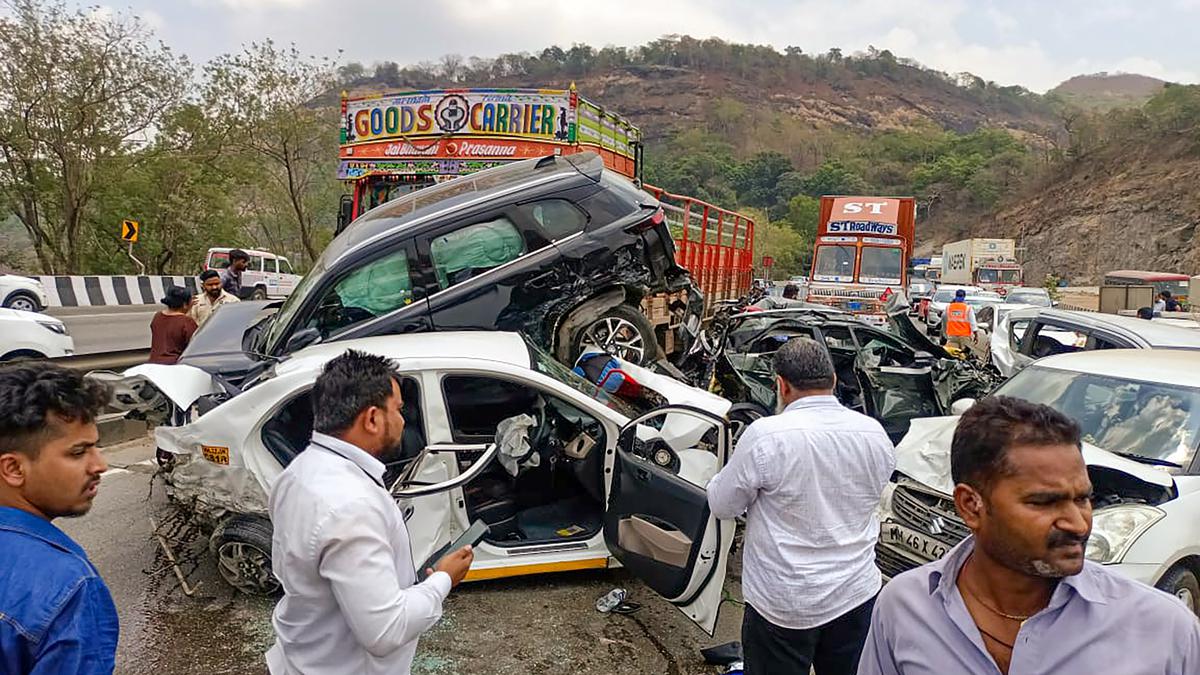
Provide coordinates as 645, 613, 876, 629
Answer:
989, 136, 1200, 283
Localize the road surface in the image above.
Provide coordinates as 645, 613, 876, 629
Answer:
48, 305, 157, 355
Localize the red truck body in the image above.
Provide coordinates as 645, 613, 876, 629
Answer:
806, 196, 916, 323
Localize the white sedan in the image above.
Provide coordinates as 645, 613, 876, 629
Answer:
1, 273, 49, 312
0, 308, 74, 360
876, 349, 1200, 616
120, 332, 736, 634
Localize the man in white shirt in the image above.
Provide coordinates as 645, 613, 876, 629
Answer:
266, 349, 473, 675
707, 337, 895, 675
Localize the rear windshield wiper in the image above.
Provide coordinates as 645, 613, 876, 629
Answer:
1111, 451, 1183, 469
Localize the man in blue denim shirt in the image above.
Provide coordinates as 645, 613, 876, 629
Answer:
0, 362, 118, 674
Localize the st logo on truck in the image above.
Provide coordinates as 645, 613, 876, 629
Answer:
828, 221, 898, 235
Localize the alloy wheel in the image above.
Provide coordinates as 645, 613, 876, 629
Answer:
215, 541, 279, 596
581, 316, 646, 363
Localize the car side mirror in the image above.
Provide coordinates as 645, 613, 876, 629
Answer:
950, 398, 977, 416
284, 327, 321, 354
1051, 300, 1060, 307
978, 322, 991, 331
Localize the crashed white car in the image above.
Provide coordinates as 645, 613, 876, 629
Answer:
876, 349, 1200, 616
121, 332, 736, 633
991, 307, 1200, 377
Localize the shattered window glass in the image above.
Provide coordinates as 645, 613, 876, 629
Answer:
430, 216, 527, 289
998, 366, 1200, 469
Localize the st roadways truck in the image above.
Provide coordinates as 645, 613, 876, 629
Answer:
940, 238, 1022, 296
334, 86, 754, 360
806, 195, 916, 324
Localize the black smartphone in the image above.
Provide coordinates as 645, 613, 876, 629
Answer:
418, 520, 489, 580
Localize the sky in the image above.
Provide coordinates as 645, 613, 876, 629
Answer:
92, 0, 1200, 92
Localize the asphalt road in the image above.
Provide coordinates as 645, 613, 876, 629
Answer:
63, 435, 749, 675
48, 305, 157, 355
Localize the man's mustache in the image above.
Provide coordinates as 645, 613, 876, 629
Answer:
1047, 529, 1088, 548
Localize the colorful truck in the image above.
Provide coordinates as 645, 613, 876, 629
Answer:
940, 238, 1022, 295
806, 196, 916, 323
335, 86, 754, 353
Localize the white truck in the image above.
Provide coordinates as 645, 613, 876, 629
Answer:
940, 238, 1022, 296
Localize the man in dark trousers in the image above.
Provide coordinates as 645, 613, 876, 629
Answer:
859, 396, 1200, 674
0, 362, 118, 674
708, 337, 896, 674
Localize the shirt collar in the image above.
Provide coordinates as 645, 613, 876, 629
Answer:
310, 432, 387, 487
0, 505, 87, 557
927, 536, 1107, 606
783, 395, 840, 412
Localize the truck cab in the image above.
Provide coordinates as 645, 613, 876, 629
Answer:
806, 196, 915, 324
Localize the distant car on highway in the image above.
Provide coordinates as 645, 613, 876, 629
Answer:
1002, 286, 1053, 307
204, 247, 301, 301
922, 285, 983, 328
0, 273, 49, 312
0, 308, 74, 360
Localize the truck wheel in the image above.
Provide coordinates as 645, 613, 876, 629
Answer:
3, 291, 40, 312
1156, 565, 1200, 617
251, 286, 268, 301
210, 515, 279, 596
572, 304, 660, 366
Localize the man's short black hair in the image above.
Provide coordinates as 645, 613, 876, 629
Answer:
1137, 306, 1154, 320
774, 337, 836, 390
1162, 290, 1173, 299
951, 395, 1081, 492
0, 363, 111, 457
161, 286, 193, 309
782, 283, 799, 299
199, 269, 220, 282
312, 350, 402, 436
229, 249, 250, 263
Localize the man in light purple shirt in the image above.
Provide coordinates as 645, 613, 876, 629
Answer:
859, 396, 1200, 675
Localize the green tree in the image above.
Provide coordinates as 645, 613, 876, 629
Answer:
203, 40, 340, 264
730, 151, 793, 208
801, 160, 867, 197
0, 0, 189, 272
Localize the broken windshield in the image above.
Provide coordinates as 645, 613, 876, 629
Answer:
997, 366, 1200, 469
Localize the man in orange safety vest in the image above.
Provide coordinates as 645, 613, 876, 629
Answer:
943, 288, 977, 352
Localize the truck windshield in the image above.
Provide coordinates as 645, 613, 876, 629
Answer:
978, 268, 1021, 284
813, 245, 856, 282
858, 247, 903, 285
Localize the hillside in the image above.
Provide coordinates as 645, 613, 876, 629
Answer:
1049, 73, 1167, 111
340, 39, 1063, 150
988, 136, 1200, 284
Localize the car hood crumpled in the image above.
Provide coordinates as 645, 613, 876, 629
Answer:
896, 415, 1176, 495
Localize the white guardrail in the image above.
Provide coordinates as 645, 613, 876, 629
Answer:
33, 275, 198, 308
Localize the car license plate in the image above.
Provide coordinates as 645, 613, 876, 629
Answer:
881, 521, 948, 560
847, 301, 862, 310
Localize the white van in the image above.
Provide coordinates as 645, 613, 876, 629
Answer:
204, 248, 301, 300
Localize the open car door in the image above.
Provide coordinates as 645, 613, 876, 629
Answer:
605, 405, 734, 634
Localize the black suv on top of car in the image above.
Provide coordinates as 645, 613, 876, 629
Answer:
180, 153, 703, 381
